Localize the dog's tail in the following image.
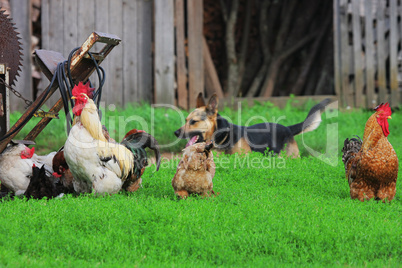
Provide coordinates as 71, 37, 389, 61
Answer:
287, 98, 332, 136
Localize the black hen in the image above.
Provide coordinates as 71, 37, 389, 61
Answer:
24, 164, 59, 200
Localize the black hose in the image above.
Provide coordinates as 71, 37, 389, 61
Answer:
87, 51, 105, 108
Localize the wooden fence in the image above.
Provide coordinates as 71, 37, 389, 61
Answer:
334, 0, 402, 108
9, 0, 402, 112
40, 0, 153, 108
4, 0, 226, 111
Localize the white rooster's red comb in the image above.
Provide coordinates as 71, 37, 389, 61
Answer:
72, 81, 95, 98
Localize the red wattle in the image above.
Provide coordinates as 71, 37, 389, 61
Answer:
377, 117, 390, 137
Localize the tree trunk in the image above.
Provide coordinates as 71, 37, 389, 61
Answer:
261, 31, 317, 97
234, 0, 253, 97
246, 0, 270, 97
290, 3, 330, 95
222, 0, 240, 97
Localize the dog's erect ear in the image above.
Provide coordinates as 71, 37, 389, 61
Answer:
196, 92, 206, 108
206, 94, 219, 115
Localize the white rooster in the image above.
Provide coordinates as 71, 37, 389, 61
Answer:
63, 82, 160, 194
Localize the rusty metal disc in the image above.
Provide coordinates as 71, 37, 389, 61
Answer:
0, 9, 23, 86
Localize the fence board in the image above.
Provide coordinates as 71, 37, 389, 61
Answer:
376, 0, 387, 104
41, 0, 49, 50
340, 0, 351, 107
187, 0, 204, 108
47, 1, 63, 53
364, 0, 375, 108
123, 0, 138, 105
63, 0, 78, 58
40, 0, 153, 108
136, 0, 153, 103
352, 0, 363, 108
44, 0, 64, 106
400, 1, 402, 105
39, 0, 49, 101
9, 0, 32, 111
175, 0, 188, 109
154, 0, 175, 105
389, 0, 399, 107
94, 0, 110, 108
108, 0, 124, 107
334, 0, 402, 108
78, 0, 97, 89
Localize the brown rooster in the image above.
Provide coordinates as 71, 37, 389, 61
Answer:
342, 103, 399, 202
172, 136, 216, 198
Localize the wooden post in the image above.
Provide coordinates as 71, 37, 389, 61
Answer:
364, 0, 375, 108
333, 0, 342, 105
64, 0, 78, 57
352, 0, 363, 108
94, 0, 110, 106
44, 0, 64, 106
175, 0, 188, 110
389, 0, 399, 107
187, 0, 204, 108
123, 0, 139, 104
9, 0, 32, 111
154, 0, 175, 105
340, 0, 351, 107
376, 0, 387, 104
135, 0, 153, 103
108, 0, 124, 106
0, 65, 10, 137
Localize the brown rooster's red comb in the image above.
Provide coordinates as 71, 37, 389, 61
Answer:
374, 102, 392, 115
72, 81, 95, 98
123, 129, 146, 140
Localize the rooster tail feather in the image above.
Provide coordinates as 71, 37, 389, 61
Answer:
342, 137, 362, 185
121, 131, 161, 173
342, 137, 362, 165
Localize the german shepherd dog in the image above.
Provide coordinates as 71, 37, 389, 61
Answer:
174, 93, 332, 157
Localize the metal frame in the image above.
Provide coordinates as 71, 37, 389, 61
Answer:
0, 32, 121, 154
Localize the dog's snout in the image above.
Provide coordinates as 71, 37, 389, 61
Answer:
174, 129, 181, 137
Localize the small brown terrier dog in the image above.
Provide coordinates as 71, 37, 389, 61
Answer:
172, 136, 216, 199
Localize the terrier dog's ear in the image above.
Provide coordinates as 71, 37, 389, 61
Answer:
207, 94, 219, 115
196, 92, 206, 108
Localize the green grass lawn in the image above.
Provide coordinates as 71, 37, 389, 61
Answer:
2, 99, 401, 267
